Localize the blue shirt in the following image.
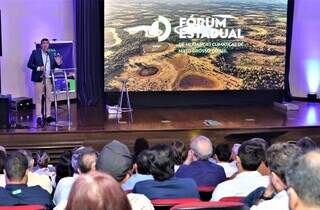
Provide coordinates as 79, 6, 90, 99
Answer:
175, 160, 226, 186
0, 184, 53, 208
122, 173, 154, 191
133, 177, 199, 200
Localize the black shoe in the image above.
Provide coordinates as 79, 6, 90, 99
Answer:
46, 116, 56, 123
36, 117, 42, 125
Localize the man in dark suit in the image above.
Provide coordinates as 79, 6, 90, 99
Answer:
27, 38, 62, 125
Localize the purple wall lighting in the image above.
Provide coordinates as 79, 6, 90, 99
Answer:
306, 59, 320, 94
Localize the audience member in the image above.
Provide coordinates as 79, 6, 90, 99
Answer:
19, 149, 53, 194
96, 140, 154, 210
175, 136, 226, 186
211, 139, 268, 201
55, 150, 74, 187
133, 137, 149, 162
66, 171, 132, 210
296, 136, 317, 154
0, 150, 6, 187
215, 144, 238, 178
247, 143, 301, 210
286, 150, 320, 210
0, 151, 53, 208
247, 138, 270, 176
122, 150, 153, 191
54, 146, 92, 207
133, 143, 199, 199
33, 150, 56, 183
171, 140, 188, 172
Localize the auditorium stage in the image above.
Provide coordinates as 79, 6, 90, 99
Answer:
0, 101, 319, 162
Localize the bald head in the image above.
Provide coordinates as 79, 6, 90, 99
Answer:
190, 136, 213, 160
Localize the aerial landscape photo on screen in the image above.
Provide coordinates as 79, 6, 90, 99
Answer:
104, 0, 289, 91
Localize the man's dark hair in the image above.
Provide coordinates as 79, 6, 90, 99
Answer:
55, 150, 74, 185
40, 38, 49, 44
238, 140, 265, 171
296, 136, 317, 154
266, 143, 301, 182
148, 144, 174, 181
133, 138, 149, 162
286, 150, 320, 207
78, 147, 98, 174
171, 140, 187, 165
215, 144, 231, 162
4, 152, 28, 181
246, 138, 269, 163
0, 150, 6, 174
136, 150, 151, 175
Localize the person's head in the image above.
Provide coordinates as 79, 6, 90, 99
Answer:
133, 138, 149, 162
148, 144, 174, 181
71, 146, 86, 174
96, 140, 133, 183
286, 150, 320, 210
190, 135, 213, 161
35, 150, 50, 168
266, 143, 301, 192
171, 140, 187, 165
0, 146, 6, 154
78, 147, 98, 174
40, 38, 50, 52
0, 150, 6, 174
237, 140, 265, 172
18, 149, 34, 170
4, 151, 28, 184
296, 136, 317, 154
66, 171, 132, 210
55, 150, 74, 185
215, 144, 231, 162
136, 150, 151, 175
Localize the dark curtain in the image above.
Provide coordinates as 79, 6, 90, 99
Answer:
74, 0, 104, 105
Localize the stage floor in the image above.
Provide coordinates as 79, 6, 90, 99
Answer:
0, 101, 320, 162
2, 101, 320, 133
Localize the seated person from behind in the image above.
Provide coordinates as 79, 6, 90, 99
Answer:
133, 143, 199, 199
19, 149, 53, 194
246, 143, 302, 210
286, 150, 320, 210
96, 140, 154, 210
0, 151, 53, 208
65, 171, 132, 210
122, 150, 153, 191
171, 140, 188, 172
215, 144, 238, 178
175, 135, 226, 186
211, 139, 269, 201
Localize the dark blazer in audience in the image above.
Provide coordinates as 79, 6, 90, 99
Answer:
133, 177, 199, 199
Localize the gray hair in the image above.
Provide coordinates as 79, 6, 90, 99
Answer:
286, 150, 320, 207
266, 143, 301, 182
190, 135, 213, 160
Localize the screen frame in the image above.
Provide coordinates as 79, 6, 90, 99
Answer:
104, 0, 295, 106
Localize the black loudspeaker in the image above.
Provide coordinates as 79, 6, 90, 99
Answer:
0, 96, 11, 129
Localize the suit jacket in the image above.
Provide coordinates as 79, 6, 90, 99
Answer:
27, 48, 60, 82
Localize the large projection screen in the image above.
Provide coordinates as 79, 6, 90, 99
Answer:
104, 0, 289, 92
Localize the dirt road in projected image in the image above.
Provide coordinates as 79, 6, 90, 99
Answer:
104, 0, 288, 91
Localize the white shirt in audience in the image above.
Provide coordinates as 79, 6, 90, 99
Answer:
0, 174, 5, 187
217, 162, 238, 178
127, 193, 155, 210
250, 190, 289, 210
211, 171, 269, 201
53, 174, 79, 206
